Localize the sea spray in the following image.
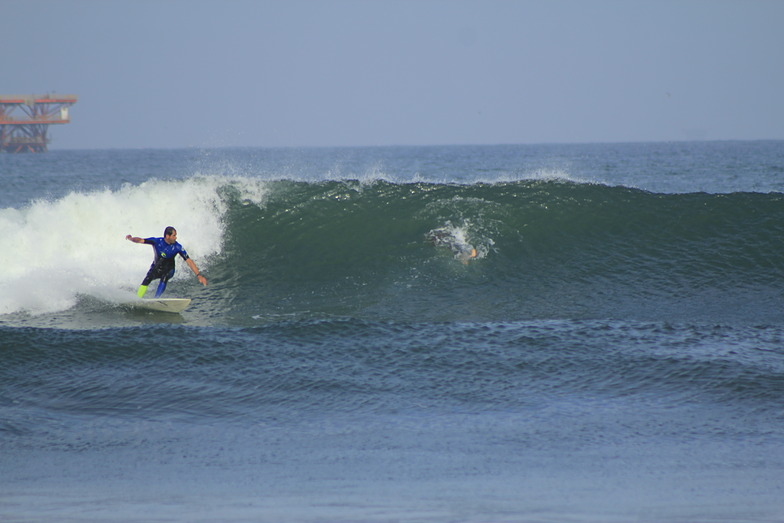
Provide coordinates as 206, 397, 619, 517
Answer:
0, 177, 266, 315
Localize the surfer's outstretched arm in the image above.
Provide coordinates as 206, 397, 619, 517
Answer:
126, 235, 145, 244
185, 258, 207, 286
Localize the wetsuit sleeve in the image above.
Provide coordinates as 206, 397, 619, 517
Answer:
177, 244, 190, 261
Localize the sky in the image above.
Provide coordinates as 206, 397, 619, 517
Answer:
4, 0, 784, 149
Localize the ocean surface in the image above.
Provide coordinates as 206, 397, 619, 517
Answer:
1, 141, 783, 522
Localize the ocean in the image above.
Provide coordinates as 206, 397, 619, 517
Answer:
1, 141, 783, 522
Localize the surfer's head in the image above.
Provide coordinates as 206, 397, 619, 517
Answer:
164, 226, 177, 244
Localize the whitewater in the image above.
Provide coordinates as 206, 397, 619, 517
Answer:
1, 141, 783, 522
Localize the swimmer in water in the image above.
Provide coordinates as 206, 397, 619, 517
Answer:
428, 228, 478, 265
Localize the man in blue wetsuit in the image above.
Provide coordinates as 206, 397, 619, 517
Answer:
126, 226, 207, 298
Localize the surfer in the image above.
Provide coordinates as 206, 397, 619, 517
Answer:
126, 226, 207, 298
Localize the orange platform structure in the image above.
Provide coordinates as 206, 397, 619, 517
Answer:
0, 94, 78, 153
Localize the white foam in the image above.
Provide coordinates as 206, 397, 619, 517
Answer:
427, 220, 491, 262
0, 176, 262, 315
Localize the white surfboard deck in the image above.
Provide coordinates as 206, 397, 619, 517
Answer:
124, 298, 192, 313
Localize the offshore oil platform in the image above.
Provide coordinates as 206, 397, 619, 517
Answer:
0, 94, 77, 152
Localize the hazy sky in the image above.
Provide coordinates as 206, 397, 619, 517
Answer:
5, 0, 783, 149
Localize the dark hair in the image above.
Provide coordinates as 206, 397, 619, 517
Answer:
164, 226, 177, 237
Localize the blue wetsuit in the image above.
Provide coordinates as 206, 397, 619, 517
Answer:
140, 237, 190, 297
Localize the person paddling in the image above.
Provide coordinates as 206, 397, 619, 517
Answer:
126, 226, 207, 298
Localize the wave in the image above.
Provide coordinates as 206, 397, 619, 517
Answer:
2, 175, 784, 323
215, 178, 784, 323
2, 319, 783, 431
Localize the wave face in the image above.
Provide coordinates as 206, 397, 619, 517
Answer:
1, 174, 783, 324
211, 177, 784, 324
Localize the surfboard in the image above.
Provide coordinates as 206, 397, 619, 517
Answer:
124, 298, 192, 313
